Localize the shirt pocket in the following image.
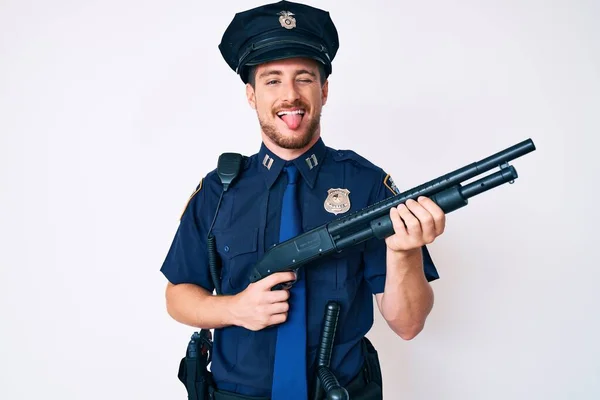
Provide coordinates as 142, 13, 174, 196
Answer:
330, 241, 366, 289
306, 241, 366, 291
213, 227, 259, 294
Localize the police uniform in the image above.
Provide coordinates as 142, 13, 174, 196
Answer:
161, 1, 439, 399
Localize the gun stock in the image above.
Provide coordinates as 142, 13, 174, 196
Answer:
248, 138, 536, 283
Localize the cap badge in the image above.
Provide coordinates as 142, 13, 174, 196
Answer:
324, 188, 351, 215
278, 11, 296, 29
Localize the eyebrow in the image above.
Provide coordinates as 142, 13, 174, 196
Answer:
258, 69, 317, 79
295, 69, 317, 77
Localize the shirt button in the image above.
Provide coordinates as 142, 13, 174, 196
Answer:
224, 245, 230, 252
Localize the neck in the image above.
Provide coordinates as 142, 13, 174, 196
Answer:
261, 129, 321, 161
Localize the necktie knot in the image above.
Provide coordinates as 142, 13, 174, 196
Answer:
284, 164, 298, 185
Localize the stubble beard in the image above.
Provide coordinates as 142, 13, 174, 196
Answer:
259, 109, 321, 150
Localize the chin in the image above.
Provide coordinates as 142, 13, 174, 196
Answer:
259, 113, 319, 150
270, 129, 314, 150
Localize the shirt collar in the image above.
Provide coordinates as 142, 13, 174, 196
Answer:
257, 137, 327, 189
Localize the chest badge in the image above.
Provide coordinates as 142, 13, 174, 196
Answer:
324, 188, 351, 215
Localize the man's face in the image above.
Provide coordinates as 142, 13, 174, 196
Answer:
246, 57, 329, 150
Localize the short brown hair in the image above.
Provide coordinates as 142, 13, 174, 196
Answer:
247, 62, 327, 88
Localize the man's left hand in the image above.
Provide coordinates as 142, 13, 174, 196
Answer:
385, 196, 446, 253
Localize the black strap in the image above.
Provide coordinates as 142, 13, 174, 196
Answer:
186, 352, 199, 400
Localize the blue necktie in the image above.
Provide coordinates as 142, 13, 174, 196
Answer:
271, 164, 308, 400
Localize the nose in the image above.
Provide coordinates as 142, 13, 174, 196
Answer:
281, 80, 300, 103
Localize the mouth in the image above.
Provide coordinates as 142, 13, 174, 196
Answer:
276, 108, 306, 130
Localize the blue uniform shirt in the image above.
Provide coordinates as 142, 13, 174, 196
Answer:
161, 137, 439, 396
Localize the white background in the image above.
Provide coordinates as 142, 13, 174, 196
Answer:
1, 0, 598, 399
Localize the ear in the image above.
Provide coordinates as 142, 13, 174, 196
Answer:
246, 83, 256, 110
321, 79, 329, 106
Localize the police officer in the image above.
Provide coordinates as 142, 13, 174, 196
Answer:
161, 1, 445, 399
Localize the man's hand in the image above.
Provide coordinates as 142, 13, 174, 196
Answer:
385, 196, 446, 253
232, 271, 296, 331
376, 196, 442, 339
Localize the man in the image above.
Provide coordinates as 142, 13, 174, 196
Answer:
160, 1, 445, 399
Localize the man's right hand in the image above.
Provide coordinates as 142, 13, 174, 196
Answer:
232, 271, 296, 331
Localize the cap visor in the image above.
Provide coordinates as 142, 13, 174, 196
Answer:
244, 45, 328, 67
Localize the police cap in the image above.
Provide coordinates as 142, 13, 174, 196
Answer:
219, 0, 339, 83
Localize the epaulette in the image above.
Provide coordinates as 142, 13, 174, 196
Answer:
331, 149, 399, 196
178, 152, 251, 220
331, 149, 382, 172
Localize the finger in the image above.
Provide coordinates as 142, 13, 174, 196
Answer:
267, 301, 289, 315
389, 206, 407, 236
265, 289, 290, 304
406, 198, 436, 242
397, 201, 422, 237
278, 281, 294, 290
260, 271, 297, 289
418, 196, 446, 236
269, 312, 288, 326
277, 271, 297, 283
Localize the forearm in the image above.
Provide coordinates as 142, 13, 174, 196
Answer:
380, 248, 434, 339
165, 283, 238, 329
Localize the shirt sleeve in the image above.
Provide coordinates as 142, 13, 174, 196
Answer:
362, 171, 440, 295
159, 179, 215, 292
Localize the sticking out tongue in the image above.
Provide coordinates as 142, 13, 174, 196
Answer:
280, 113, 303, 130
